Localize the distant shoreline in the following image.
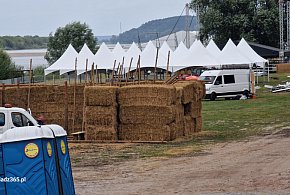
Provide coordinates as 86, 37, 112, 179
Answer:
6, 49, 46, 58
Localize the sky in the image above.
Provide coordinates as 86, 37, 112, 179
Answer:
0, 0, 190, 37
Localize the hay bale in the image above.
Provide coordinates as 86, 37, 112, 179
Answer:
190, 101, 202, 118
175, 87, 183, 104
194, 116, 202, 132
85, 106, 117, 127
119, 105, 175, 125
85, 86, 118, 106
119, 124, 173, 141
118, 84, 176, 106
86, 125, 117, 140
174, 81, 205, 103
184, 116, 195, 137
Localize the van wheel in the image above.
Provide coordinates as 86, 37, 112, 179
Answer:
243, 90, 249, 98
210, 92, 216, 101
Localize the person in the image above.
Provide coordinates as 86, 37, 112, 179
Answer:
37, 115, 46, 125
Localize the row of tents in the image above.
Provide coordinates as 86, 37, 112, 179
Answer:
44, 38, 268, 76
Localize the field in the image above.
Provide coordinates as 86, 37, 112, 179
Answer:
69, 73, 290, 194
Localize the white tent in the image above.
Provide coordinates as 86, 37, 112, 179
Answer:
237, 38, 268, 67
178, 40, 220, 69
140, 41, 157, 68
76, 43, 95, 75
124, 42, 141, 69
112, 42, 125, 65
157, 41, 173, 69
44, 44, 78, 75
206, 39, 221, 59
218, 39, 252, 65
94, 43, 114, 69
171, 42, 190, 67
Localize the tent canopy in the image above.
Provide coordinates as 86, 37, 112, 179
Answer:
76, 43, 95, 75
94, 43, 114, 69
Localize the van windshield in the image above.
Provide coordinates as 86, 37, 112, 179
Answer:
198, 76, 216, 84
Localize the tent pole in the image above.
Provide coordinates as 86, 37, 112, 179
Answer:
166, 50, 171, 81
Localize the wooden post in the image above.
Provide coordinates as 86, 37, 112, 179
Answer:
95, 64, 98, 85
111, 60, 116, 86
138, 57, 141, 84
153, 47, 159, 83
85, 59, 88, 85
91, 63, 95, 85
64, 81, 69, 132
126, 57, 133, 84
166, 50, 171, 81
134, 55, 140, 84
27, 59, 33, 109
72, 57, 77, 134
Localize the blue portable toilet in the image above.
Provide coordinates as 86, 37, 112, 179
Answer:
47, 125, 75, 195
0, 126, 60, 195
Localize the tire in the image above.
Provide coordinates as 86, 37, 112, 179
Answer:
210, 92, 216, 101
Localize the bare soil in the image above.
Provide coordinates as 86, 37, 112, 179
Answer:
72, 128, 290, 195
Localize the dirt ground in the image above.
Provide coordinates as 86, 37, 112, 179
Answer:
72, 128, 290, 195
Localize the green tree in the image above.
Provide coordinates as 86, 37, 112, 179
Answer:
191, 0, 279, 47
45, 22, 97, 64
0, 50, 22, 80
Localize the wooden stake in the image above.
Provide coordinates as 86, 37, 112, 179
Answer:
27, 59, 32, 109
95, 64, 98, 84
72, 57, 77, 134
111, 60, 116, 86
166, 50, 171, 81
153, 47, 159, 83
64, 81, 69, 132
85, 58, 88, 85
126, 57, 133, 84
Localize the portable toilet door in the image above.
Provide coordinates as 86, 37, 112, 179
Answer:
0, 126, 58, 195
0, 144, 6, 194
47, 125, 75, 195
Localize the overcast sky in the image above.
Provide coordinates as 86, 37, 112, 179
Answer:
0, 0, 190, 37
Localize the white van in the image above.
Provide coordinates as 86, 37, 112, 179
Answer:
198, 69, 253, 100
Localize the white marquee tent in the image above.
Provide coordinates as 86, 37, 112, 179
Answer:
93, 43, 114, 69
124, 42, 141, 69
206, 40, 221, 59
77, 43, 95, 75
112, 42, 125, 65
140, 41, 158, 67
237, 38, 268, 67
44, 44, 78, 76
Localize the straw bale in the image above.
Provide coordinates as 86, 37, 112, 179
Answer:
175, 87, 183, 104
119, 105, 175, 125
194, 116, 202, 132
86, 125, 117, 140
175, 103, 184, 123
184, 116, 195, 136
85, 106, 117, 127
85, 86, 118, 106
118, 124, 172, 141
174, 82, 196, 103
190, 101, 202, 118
118, 84, 176, 106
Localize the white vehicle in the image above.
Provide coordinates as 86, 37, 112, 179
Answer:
198, 69, 254, 100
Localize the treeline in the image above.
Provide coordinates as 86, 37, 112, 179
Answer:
0, 36, 49, 50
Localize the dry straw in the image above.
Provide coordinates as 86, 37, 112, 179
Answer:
85, 86, 118, 106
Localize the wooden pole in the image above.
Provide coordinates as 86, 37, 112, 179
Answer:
134, 55, 140, 84
166, 50, 171, 81
85, 58, 88, 85
27, 59, 32, 109
72, 57, 77, 134
95, 64, 98, 84
126, 57, 133, 84
138, 57, 141, 84
91, 63, 95, 85
153, 47, 159, 83
111, 60, 116, 86
64, 81, 69, 132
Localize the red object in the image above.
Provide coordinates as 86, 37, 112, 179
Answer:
185, 75, 199, 81
4, 104, 12, 108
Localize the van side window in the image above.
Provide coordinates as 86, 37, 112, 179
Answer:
11, 112, 34, 127
214, 76, 222, 85
0, 113, 5, 126
224, 75, 235, 84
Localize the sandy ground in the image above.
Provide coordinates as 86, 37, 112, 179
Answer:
72, 128, 290, 195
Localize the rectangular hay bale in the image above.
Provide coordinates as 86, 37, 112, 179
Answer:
86, 125, 117, 140
85, 106, 117, 127
85, 86, 118, 106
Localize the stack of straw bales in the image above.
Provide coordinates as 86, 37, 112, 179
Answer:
84, 86, 118, 140
118, 85, 177, 141
174, 81, 205, 136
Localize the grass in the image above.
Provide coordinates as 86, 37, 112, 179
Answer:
69, 73, 290, 166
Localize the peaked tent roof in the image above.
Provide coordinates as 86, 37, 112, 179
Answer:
157, 41, 173, 68
75, 43, 95, 75
237, 38, 268, 67
206, 39, 221, 58
44, 44, 78, 75
140, 41, 157, 67
177, 40, 220, 69
112, 42, 125, 64
94, 43, 114, 69
218, 39, 252, 65
124, 42, 141, 69
171, 42, 190, 67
